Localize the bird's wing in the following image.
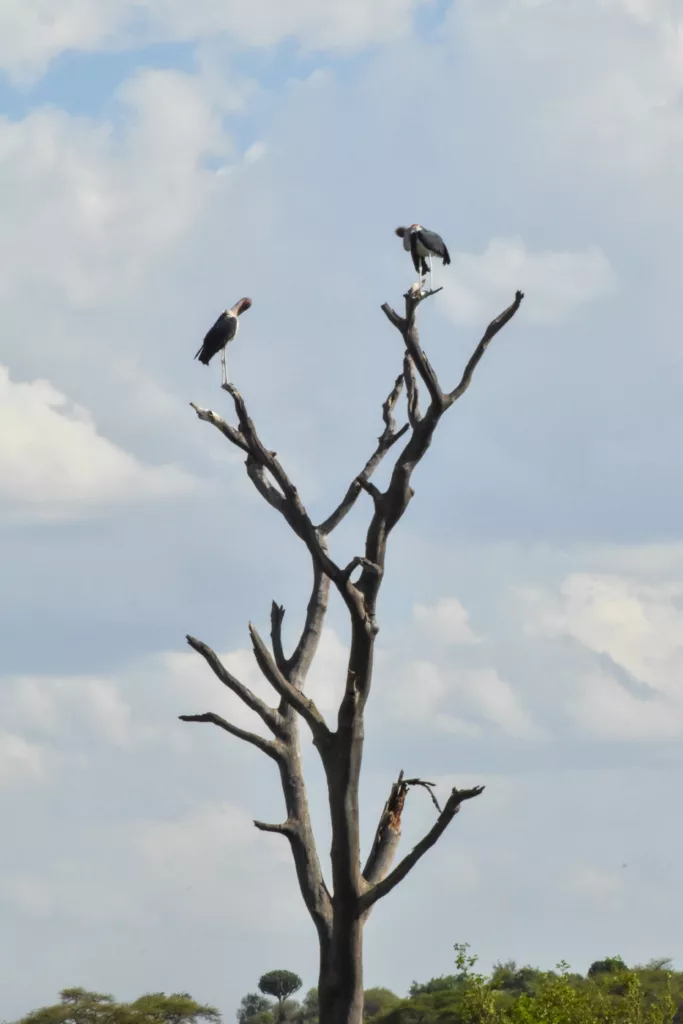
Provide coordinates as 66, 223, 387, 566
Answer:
196, 313, 237, 361
409, 233, 422, 274
418, 229, 450, 262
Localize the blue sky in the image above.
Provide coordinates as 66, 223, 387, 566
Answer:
2, 0, 683, 1018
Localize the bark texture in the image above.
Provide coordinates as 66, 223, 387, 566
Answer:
181, 283, 524, 1024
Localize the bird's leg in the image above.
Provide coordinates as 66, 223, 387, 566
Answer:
221, 349, 227, 387
429, 256, 434, 292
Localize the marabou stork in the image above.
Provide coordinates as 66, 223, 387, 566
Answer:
395, 224, 451, 291
194, 297, 252, 386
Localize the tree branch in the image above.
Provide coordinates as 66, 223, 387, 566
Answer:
221, 384, 346, 587
287, 562, 331, 684
318, 374, 409, 536
381, 287, 445, 411
249, 623, 331, 745
179, 712, 282, 761
447, 290, 525, 406
359, 784, 485, 911
270, 602, 288, 676
362, 289, 525, 577
185, 634, 283, 735
362, 773, 443, 886
189, 403, 250, 453
403, 354, 421, 428
253, 819, 295, 836
192, 382, 375, 630
245, 456, 288, 516
362, 771, 407, 886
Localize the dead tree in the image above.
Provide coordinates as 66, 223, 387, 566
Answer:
182, 282, 524, 1024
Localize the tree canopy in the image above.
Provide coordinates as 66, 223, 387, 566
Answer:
15, 990, 220, 1024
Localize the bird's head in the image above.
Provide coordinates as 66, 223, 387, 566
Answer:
395, 227, 407, 238
234, 297, 252, 316
410, 223, 421, 230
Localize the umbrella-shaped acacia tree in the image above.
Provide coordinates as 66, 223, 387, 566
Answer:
183, 280, 524, 1024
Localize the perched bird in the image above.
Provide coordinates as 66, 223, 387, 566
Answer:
194, 298, 252, 386
395, 224, 451, 291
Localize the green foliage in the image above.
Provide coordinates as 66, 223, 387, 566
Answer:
256, 976, 302, 1024
299, 990, 318, 1024
236, 995, 273, 1024
409, 977, 462, 998
373, 945, 682, 1024
588, 957, 628, 978
15, 990, 220, 1024
363, 989, 400, 1020
258, 975, 302, 1006
490, 963, 541, 997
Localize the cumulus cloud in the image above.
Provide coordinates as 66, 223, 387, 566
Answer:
413, 597, 481, 646
438, 238, 617, 326
519, 572, 683, 739
0, 67, 233, 308
2, 674, 135, 747
0, 733, 45, 788
456, 0, 683, 184
0, 366, 194, 519
0, 0, 427, 82
386, 659, 539, 739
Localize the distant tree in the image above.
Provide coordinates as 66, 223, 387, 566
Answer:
408, 977, 461, 998
490, 962, 541, 997
15, 990, 220, 1024
362, 990, 399, 1020
236, 996, 273, 1024
128, 994, 220, 1024
258, 974, 303, 1022
643, 959, 675, 973
587, 957, 627, 978
299, 991, 318, 1024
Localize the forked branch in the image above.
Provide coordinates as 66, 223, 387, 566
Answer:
362, 771, 444, 886
185, 634, 283, 735
318, 374, 409, 536
248, 623, 331, 745
359, 784, 485, 911
448, 290, 525, 404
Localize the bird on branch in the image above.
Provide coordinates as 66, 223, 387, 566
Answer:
194, 297, 252, 386
395, 224, 451, 292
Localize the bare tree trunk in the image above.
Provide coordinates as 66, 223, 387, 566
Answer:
318, 914, 364, 1024
181, 280, 524, 1024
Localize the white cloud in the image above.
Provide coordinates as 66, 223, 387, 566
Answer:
438, 238, 617, 326
3, 675, 135, 746
0, 366, 194, 519
135, 801, 302, 927
457, 669, 542, 739
0, 0, 428, 83
413, 597, 481, 646
386, 659, 479, 735
0, 733, 45, 788
570, 670, 683, 741
0, 800, 304, 931
0, 68, 233, 308
385, 659, 539, 739
456, 0, 683, 183
519, 572, 683, 739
